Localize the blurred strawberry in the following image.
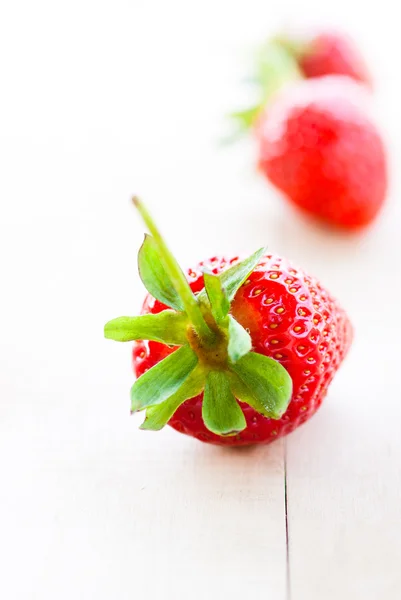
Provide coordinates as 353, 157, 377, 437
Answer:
256, 76, 387, 229
295, 31, 372, 86
232, 35, 387, 229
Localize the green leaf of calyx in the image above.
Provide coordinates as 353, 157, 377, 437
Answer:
256, 40, 302, 104
104, 311, 189, 345
228, 372, 272, 418
203, 271, 230, 323
202, 371, 246, 436
230, 105, 263, 131
138, 234, 184, 311
197, 247, 266, 307
227, 42, 301, 139
131, 345, 198, 412
220, 247, 266, 301
134, 199, 215, 345
230, 352, 292, 419
227, 315, 252, 363
140, 367, 206, 431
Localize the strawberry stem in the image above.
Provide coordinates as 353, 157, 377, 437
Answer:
133, 197, 216, 345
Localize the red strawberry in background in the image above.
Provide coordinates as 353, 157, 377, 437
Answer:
280, 30, 372, 86
256, 76, 387, 229
105, 199, 352, 446
232, 32, 388, 229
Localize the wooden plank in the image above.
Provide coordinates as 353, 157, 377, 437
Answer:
1, 440, 288, 599
0, 365, 288, 600
0, 210, 288, 599
286, 370, 401, 598
284, 211, 401, 599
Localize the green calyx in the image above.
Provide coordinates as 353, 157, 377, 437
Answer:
230, 37, 303, 135
104, 198, 293, 437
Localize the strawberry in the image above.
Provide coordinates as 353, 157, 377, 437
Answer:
296, 31, 372, 86
232, 39, 387, 229
256, 76, 387, 229
105, 199, 352, 446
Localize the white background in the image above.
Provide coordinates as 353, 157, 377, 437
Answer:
1, 1, 400, 598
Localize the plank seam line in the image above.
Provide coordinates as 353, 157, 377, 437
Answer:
284, 439, 291, 600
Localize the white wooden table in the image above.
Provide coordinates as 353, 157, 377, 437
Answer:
1, 2, 400, 598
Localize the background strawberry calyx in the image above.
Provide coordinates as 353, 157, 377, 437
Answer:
229, 37, 303, 134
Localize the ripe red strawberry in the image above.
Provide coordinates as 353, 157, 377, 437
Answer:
297, 31, 372, 86
256, 76, 387, 229
105, 199, 352, 446
232, 36, 387, 229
